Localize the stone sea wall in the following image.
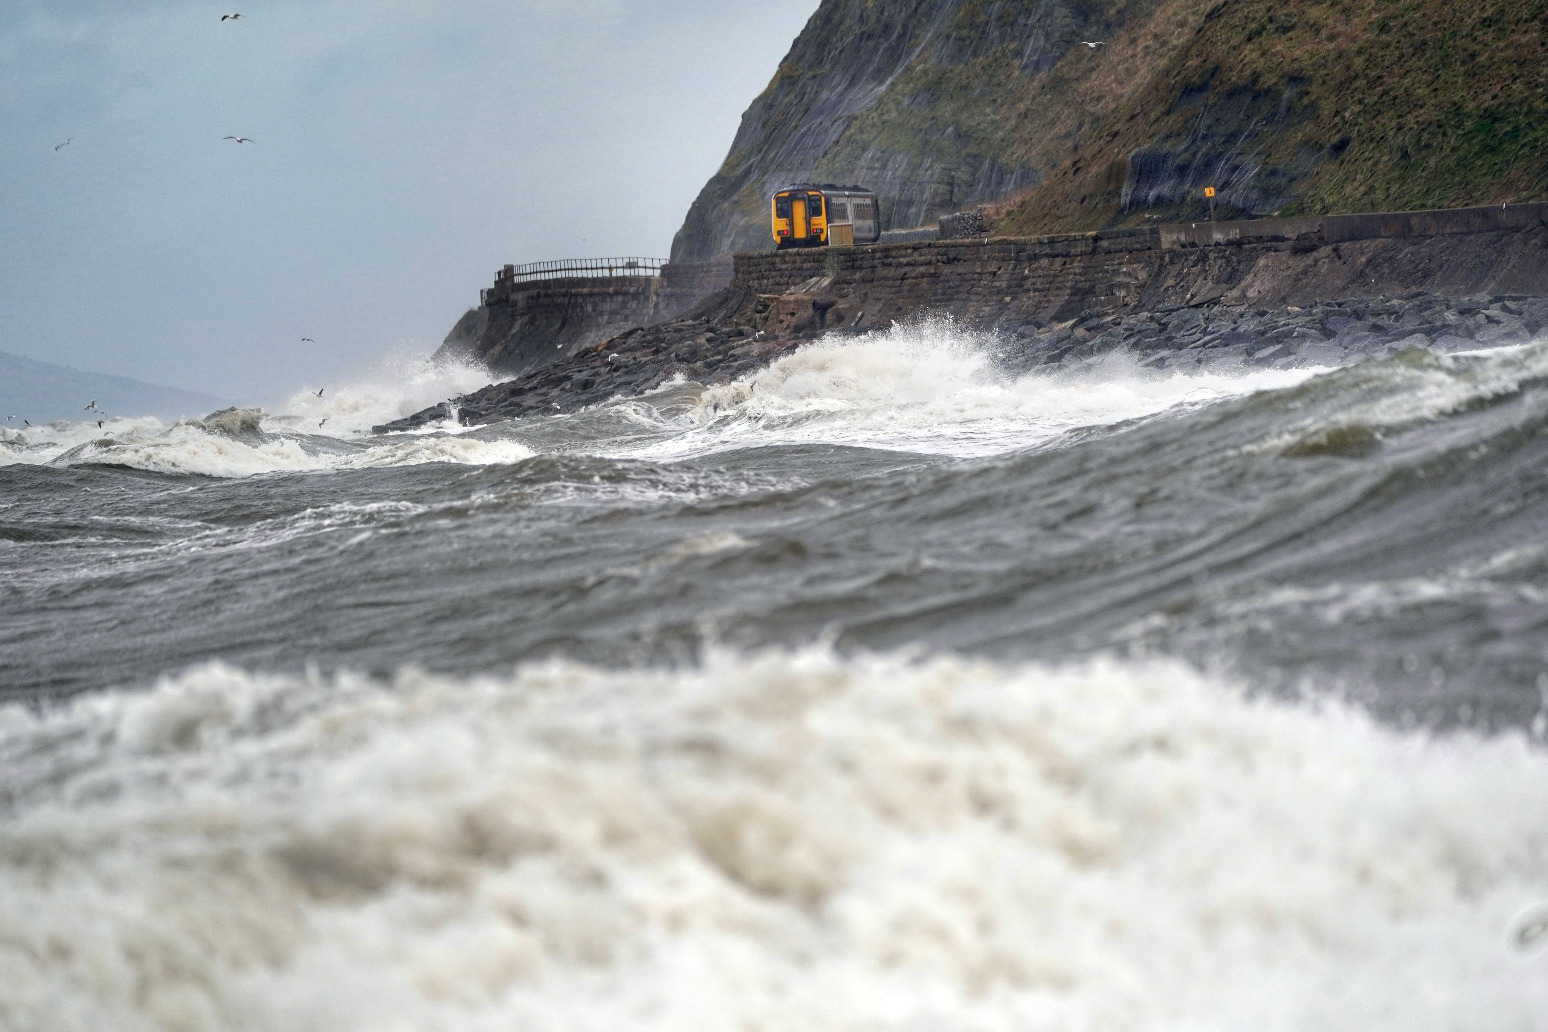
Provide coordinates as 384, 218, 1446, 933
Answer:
436, 259, 734, 378
729, 203, 1548, 334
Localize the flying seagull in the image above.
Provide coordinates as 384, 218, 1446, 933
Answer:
301, 338, 316, 344
97, 420, 105, 429
223, 136, 254, 144
55, 138, 73, 151
221, 13, 243, 20
319, 418, 328, 428
1519, 910, 1548, 951
84, 400, 98, 412
1081, 41, 1105, 48
314, 387, 325, 397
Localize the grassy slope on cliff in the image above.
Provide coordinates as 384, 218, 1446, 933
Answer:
813, 0, 1190, 192
997, 0, 1548, 234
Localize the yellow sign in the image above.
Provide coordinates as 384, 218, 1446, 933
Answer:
1204, 186, 1217, 198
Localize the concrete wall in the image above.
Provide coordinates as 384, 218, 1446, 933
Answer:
438, 277, 661, 378
660, 258, 734, 316
436, 258, 737, 377
728, 202, 1548, 335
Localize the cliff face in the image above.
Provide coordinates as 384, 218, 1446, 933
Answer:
673, 0, 1548, 260
994, 0, 1548, 232
669, 0, 1174, 263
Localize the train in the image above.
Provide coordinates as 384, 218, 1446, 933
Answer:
772, 184, 881, 249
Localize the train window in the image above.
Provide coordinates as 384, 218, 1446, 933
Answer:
831, 202, 850, 221
774, 195, 791, 219
808, 195, 824, 217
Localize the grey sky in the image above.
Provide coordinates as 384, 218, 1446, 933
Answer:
0, 0, 819, 401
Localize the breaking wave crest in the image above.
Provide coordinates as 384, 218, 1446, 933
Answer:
269, 350, 496, 437
0, 354, 527, 477
2, 649, 1544, 1031
8, 324, 1548, 480
35, 410, 533, 477
624, 318, 1327, 458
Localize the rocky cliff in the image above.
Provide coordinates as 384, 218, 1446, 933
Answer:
670, 0, 1174, 263
672, 0, 1548, 261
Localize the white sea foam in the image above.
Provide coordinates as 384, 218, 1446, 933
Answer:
269, 350, 496, 436
0, 415, 165, 466
1255, 338, 1548, 455
0, 353, 531, 477
34, 417, 534, 478
607, 319, 1329, 459
1, 650, 1544, 1031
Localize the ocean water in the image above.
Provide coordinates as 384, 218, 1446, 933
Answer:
2, 320, 1547, 1030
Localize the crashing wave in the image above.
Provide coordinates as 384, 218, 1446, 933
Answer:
0, 648, 1544, 1031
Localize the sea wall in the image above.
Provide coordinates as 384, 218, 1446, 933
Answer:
660, 257, 734, 315
729, 203, 1548, 333
436, 259, 734, 378
437, 277, 664, 378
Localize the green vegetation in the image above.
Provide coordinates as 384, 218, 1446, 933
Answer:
999, 0, 1548, 233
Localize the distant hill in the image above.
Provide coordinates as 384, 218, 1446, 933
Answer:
671, 0, 1548, 259
0, 350, 227, 425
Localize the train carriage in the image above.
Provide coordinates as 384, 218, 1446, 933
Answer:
772, 184, 881, 249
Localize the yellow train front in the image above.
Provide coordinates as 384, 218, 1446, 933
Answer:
772, 185, 881, 249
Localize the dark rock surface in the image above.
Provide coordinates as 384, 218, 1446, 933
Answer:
379, 291, 810, 431
376, 289, 1548, 434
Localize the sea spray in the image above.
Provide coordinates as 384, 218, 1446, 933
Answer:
272, 349, 496, 437
1, 649, 1545, 1031
1, 353, 531, 477
645, 317, 1330, 459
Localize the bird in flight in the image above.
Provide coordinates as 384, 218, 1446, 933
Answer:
55, 138, 73, 151
1518, 910, 1548, 951
301, 338, 316, 344
84, 400, 99, 412
314, 387, 325, 397
319, 418, 328, 428
1081, 41, 1105, 48
97, 420, 105, 429
221, 13, 243, 21
224, 136, 254, 144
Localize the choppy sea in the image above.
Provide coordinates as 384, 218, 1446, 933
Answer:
2, 319, 1547, 1030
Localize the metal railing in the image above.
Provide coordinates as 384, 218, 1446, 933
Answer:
507, 257, 665, 283
482, 258, 667, 304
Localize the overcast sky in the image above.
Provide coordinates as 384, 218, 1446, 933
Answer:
0, 0, 820, 400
